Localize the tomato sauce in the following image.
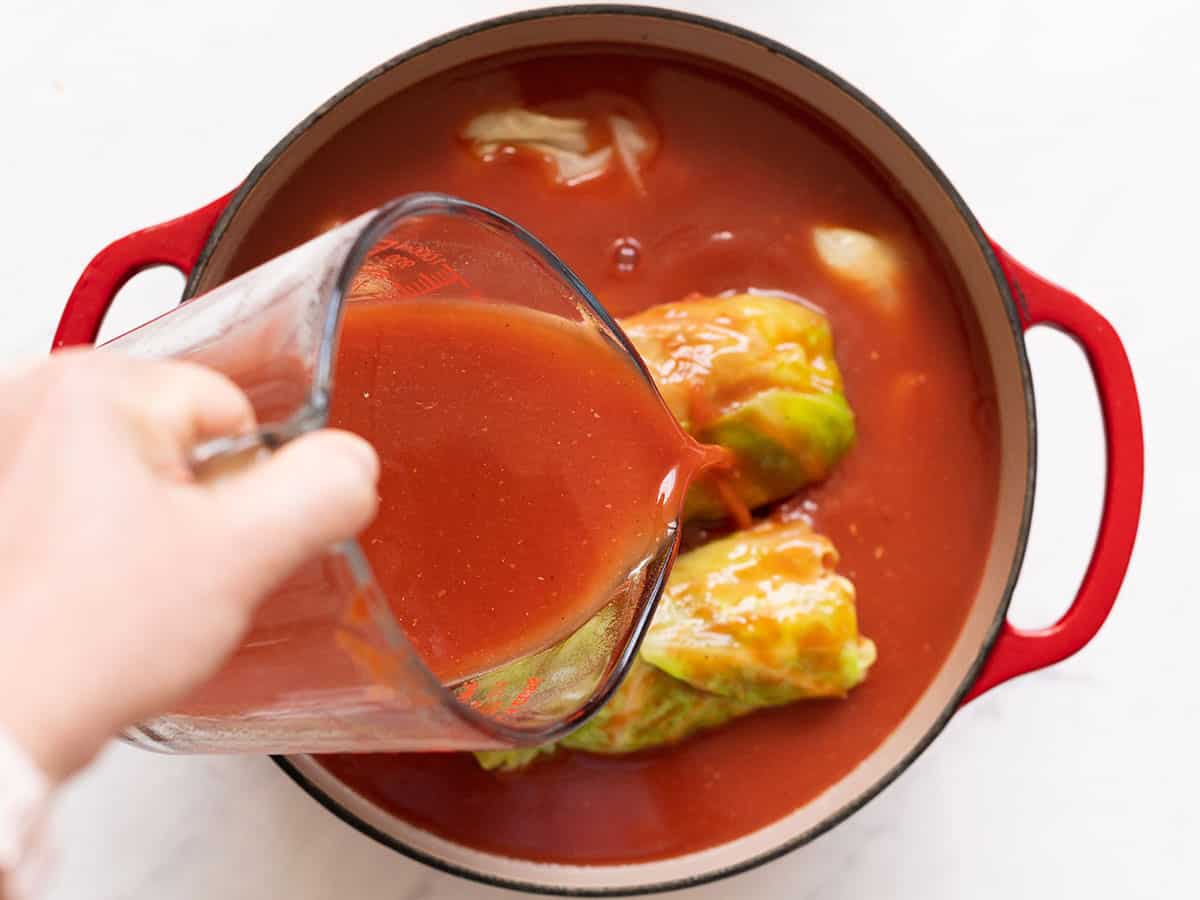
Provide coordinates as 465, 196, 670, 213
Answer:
225, 51, 1001, 864
327, 297, 712, 682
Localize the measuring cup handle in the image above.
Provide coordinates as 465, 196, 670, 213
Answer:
54, 192, 236, 349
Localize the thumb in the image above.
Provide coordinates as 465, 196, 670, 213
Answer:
205, 428, 380, 600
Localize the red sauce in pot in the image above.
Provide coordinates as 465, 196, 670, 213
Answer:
225, 51, 1002, 865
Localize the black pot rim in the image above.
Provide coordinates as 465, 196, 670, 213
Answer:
183, 4, 1037, 896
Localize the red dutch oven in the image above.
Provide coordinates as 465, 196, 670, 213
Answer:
55, 6, 1143, 895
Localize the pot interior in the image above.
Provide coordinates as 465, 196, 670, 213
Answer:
188, 9, 1033, 894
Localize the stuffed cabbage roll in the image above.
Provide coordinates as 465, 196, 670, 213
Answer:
620, 293, 855, 520
561, 659, 753, 754
475, 659, 753, 770
643, 518, 875, 706
475, 518, 874, 769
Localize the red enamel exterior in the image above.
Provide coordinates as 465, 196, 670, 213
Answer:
51, 203, 1144, 704
961, 242, 1144, 702
52, 192, 235, 349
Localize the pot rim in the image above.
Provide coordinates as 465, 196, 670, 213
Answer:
183, 4, 1037, 895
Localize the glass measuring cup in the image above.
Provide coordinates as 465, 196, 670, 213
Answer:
103, 193, 680, 754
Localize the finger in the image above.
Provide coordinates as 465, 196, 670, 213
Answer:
121, 359, 256, 446
203, 429, 380, 599
115, 360, 257, 477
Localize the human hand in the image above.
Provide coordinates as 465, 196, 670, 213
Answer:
0, 351, 379, 781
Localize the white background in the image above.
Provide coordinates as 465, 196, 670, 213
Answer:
1, 0, 1195, 897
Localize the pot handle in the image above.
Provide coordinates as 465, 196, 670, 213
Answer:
53, 192, 236, 348
963, 241, 1143, 703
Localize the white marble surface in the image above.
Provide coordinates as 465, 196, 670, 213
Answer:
1, 0, 1195, 897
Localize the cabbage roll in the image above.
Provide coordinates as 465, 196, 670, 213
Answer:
475, 659, 753, 770
475, 658, 753, 769
620, 293, 855, 520
560, 658, 753, 754
475, 743, 558, 773
474, 518, 874, 769
643, 518, 875, 706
